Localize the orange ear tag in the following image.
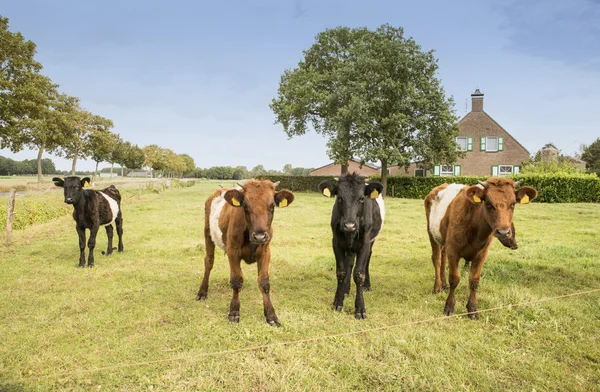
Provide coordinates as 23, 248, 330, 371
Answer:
370, 189, 379, 199
279, 198, 288, 208
473, 195, 482, 203
232, 197, 241, 206
520, 194, 530, 204
323, 188, 331, 198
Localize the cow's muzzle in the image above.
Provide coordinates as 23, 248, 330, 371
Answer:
65, 197, 74, 204
343, 222, 357, 232
494, 228, 511, 239
251, 231, 270, 244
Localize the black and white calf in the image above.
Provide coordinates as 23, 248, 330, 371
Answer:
53, 176, 123, 267
318, 173, 385, 319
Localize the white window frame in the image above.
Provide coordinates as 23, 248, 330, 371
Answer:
498, 165, 513, 176
456, 137, 468, 152
486, 136, 499, 152
440, 164, 454, 177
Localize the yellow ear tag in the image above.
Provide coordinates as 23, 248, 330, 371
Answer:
473, 195, 482, 203
279, 198, 288, 208
370, 189, 379, 199
232, 197, 241, 207
323, 188, 331, 198
520, 194, 530, 204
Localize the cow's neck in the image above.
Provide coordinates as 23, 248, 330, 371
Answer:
469, 202, 494, 241
72, 192, 88, 215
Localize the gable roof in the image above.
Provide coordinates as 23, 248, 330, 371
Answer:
458, 111, 530, 155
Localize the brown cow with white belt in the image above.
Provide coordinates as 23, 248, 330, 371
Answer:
196, 179, 294, 326
424, 177, 537, 319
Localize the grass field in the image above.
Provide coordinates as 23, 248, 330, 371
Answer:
1, 184, 599, 391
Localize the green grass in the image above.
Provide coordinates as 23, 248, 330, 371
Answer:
0, 186, 599, 391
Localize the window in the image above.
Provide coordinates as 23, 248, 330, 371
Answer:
499, 165, 513, 176
441, 165, 454, 177
456, 136, 473, 151
414, 168, 425, 177
481, 136, 504, 152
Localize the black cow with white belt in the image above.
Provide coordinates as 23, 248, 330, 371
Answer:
53, 176, 124, 267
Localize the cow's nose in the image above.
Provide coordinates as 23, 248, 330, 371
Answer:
343, 222, 357, 232
252, 231, 268, 243
495, 229, 510, 238
65, 197, 73, 203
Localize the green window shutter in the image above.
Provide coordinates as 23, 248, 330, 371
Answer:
453, 165, 461, 176
513, 166, 520, 174
467, 137, 473, 151
481, 137, 486, 152
433, 165, 440, 177
492, 165, 499, 176
498, 137, 504, 151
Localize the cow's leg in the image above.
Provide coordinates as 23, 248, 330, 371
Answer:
443, 251, 461, 316
429, 234, 443, 293
227, 254, 244, 323
333, 237, 351, 312
440, 247, 448, 290
77, 226, 86, 268
342, 257, 353, 297
105, 224, 114, 256
466, 249, 489, 320
363, 242, 374, 292
197, 227, 215, 301
115, 211, 124, 252
87, 225, 99, 267
257, 247, 279, 327
353, 243, 372, 319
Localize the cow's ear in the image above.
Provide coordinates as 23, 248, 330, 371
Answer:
465, 185, 486, 204
275, 190, 294, 208
318, 181, 337, 198
365, 182, 383, 199
516, 186, 537, 204
81, 177, 91, 188
224, 189, 244, 207
52, 177, 64, 187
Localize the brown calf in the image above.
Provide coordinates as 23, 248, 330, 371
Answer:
424, 177, 537, 319
196, 180, 294, 326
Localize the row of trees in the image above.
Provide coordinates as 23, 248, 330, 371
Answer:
271, 24, 461, 195
0, 156, 55, 175
0, 15, 146, 182
190, 164, 314, 180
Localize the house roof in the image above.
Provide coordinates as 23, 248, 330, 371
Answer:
458, 111, 531, 155
565, 155, 587, 164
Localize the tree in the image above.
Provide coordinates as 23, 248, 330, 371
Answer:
122, 143, 145, 173
0, 16, 43, 145
581, 138, 600, 174
250, 165, 267, 177
179, 154, 196, 177
271, 24, 460, 195
142, 144, 167, 177
232, 166, 249, 180
88, 127, 116, 182
283, 164, 293, 174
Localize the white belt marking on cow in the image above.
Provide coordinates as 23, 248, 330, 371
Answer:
209, 191, 228, 252
429, 184, 465, 245
99, 191, 119, 226
372, 195, 385, 242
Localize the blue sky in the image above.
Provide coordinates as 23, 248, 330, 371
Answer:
2, 0, 599, 171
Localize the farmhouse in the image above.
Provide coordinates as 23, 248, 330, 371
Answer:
310, 159, 380, 176
391, 90, 531, 177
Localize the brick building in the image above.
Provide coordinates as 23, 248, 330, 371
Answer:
309, 159, 380, 176
390, 89, 530, 177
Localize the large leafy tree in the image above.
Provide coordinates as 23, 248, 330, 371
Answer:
122, 143, 145, 174
88, 127, 116, 182
581, 138, 600, 174
179, 153, 196, 177
271, 24, 460, 195
142, 144, 167, 177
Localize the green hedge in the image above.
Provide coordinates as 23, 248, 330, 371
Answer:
259, 174, 600, 203
258, 175, 336, 192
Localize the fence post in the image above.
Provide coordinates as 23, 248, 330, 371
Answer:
6, 188, 16, 245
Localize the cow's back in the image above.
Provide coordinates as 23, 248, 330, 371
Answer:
426, 183, 466, 245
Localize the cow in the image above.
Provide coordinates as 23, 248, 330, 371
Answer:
424, 177, 537, 319
318, 173, 384, 319
53, 176, 124, 267
196, 179, 294, 326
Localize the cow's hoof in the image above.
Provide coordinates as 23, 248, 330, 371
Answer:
333, 305, 343, 312
228, 313, 240, 323
88, 264, 94, 268
433, 286, 442, 294
355, 311, 367, 320
267, 319, 281, 327
78, 264, 85, 268
363, 286, 372, 292
467, 308, 478, 320
196, 293, 207, 301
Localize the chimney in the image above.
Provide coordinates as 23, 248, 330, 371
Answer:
471, 89, 484, 112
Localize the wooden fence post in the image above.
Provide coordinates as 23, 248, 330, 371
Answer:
6, 188, 16, 244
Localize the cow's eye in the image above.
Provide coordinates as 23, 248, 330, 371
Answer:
510, 202, 516, 209
485, 201, 495, 210
358, 197, 365, 203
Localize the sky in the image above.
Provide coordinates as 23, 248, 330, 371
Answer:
2, 0, 599, 172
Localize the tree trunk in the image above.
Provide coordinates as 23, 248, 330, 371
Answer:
36, 145, 45, 183
341, 163, 348, 175
94, 161, 99, 183
71, 155, 78, 175
110, 163, 114, 178
380, 158, 388, 199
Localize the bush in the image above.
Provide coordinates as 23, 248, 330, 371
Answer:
258, 175, 335, 192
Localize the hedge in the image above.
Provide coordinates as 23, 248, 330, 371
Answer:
260, 174, 600, 203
